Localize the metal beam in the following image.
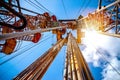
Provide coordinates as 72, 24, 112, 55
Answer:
14, 38, 67, 80
99, 32, 120, 38
58, 19, 76, 22
63, 33, 93, 80
0, 26, 67, 40
115, 5, 119, 34
78, 0, 120, 22
11, 4, 42, 15
98, 0, 102, 9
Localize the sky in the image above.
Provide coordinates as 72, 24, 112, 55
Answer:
19, 0, 99, 19
0, 0, 120, 80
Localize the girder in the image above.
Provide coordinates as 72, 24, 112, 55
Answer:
77, 0, 120, 36
0, 26, 67, 40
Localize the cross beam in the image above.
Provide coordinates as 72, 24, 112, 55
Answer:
0, 26, 67, 40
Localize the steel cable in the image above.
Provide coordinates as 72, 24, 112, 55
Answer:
0, 35, 52, 65
61, 0, 69, 18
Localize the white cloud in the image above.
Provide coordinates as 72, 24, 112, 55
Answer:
81, 33, 120, 80
81, 44, 103, 67
102, 58, 120, 80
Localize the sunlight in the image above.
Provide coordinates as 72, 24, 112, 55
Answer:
83, 30, 106, 47
81, 29, 108, 67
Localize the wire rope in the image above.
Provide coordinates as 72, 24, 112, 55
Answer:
34, 0, 60, 19
0, 35, 50, 59
0, 55, 6, 59
0, 34, 52, 59
13, 37, 51, 65
0, 37, 49, 65
12, 4, 42, 15
25, 0, 45, 12
96, 48, 120, 76
75, 0, 86, 18
0, 35, 52, 65
83, 41, 120, 76
80, 0, 92, 14
28, 0, 46, 12
35, 0, 55, 15
61, 0, 69, 18
76, 0, 92, 18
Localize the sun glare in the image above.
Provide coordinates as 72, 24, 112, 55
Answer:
83, 30, 105, 46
